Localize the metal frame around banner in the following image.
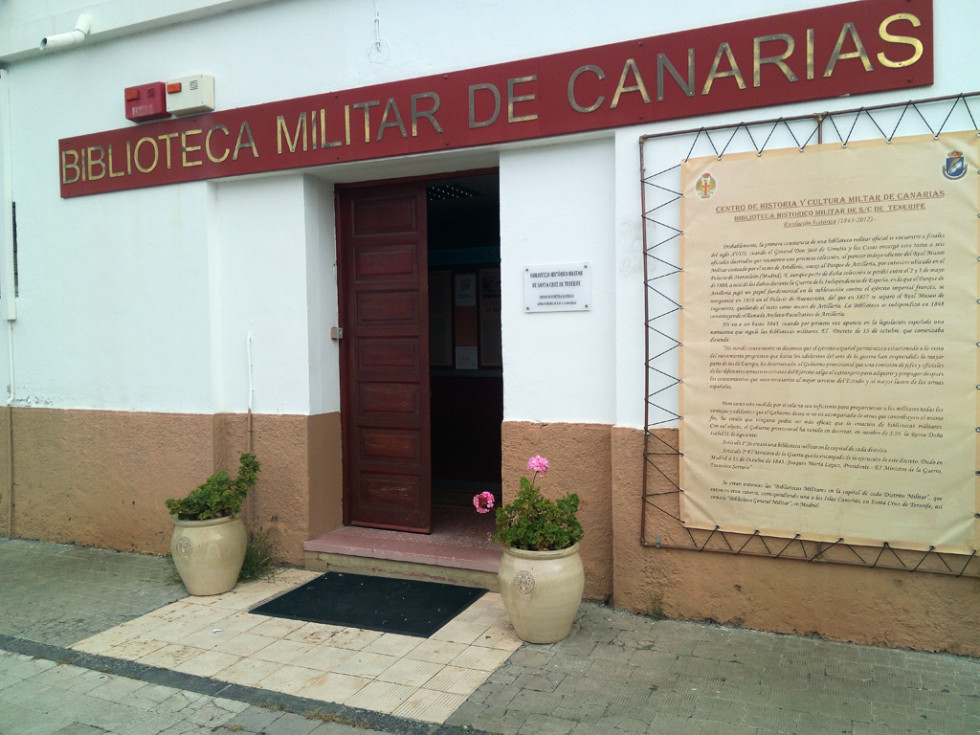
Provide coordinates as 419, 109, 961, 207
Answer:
639, 92, 980, 578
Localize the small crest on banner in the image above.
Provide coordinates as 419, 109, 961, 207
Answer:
942, 149, 967, 180
695, 173, 716, 198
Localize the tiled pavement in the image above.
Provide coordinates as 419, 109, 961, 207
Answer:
1, 537, 978, 735
67, 568, 520, 724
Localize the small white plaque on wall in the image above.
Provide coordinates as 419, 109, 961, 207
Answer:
524, 262, 591, 313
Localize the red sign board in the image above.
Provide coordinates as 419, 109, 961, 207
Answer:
59, 0, 932, 197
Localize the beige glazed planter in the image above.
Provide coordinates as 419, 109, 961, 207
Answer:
498, 542, 585, 643
170, 515, 247, 596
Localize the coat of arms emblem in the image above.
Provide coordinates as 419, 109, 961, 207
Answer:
942, 150, 967, 180
695, 173, 716, 198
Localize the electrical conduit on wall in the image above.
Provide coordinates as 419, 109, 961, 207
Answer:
245, 330, 254, 529
0, 67, 17, 536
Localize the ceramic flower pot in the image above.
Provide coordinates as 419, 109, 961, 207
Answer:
170, 515, 247, 595
498, 542, 585, 643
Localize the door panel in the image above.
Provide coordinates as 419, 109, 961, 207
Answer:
356, 338, 422, 371
360, 427, 422, 461
338, 183, 431, 532
355, 291, 421, 326
359, 473, 424, 508
354, 246, 418, 279
351, 197, 418, 235
358, 383, 421, 416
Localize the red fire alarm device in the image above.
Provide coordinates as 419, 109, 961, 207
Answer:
124, 82, 170, 122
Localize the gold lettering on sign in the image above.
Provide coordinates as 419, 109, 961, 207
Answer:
824, 22, 873, 77
61, 150, 80, 184
507, 76, 538, 123
157, 132, 179, 170
181, 129, 203, 167
567, 65, 605, 113
134, 137, 159, 173
469, 83, 501, 128
806, 29, 816, 80
411, 92, 443, 135
277, 113, 308, 154
877, 13, 923, 68
86, 146, 106, 181
610, 59, 650, 109
316, 108, 341, 149
108, 142, 129, 178
352, 100, 380, 143
703, 42, 747, 94
753, 34, 798, 87
377, 97, 408, 140
206, 125, 231, 163
233, 121, 259, 160
657, 50, 695, 101
59, 4, 933, 196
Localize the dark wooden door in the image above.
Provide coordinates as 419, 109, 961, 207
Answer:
338, 183, 431, 532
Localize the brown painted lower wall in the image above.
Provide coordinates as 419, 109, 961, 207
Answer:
503, 421, 979, 656
610, 426, 980, 656
0, 407, 343, 566
501, 421, 614, 601
3, 408, 974, 654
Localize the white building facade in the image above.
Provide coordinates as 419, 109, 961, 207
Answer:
1, 0, 976, 653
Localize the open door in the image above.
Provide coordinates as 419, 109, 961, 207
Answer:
338, 182, 431, 532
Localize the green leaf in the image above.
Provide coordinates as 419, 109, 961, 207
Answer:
492, 484, 583, 551
165, 452, 261, 520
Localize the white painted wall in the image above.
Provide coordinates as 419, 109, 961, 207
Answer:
0, 1, 274, 62
0, 0, 838, 72
500, 137, 617, 424
209, 174, 337, 415
11, 182, 213, 411
0, 0, 975, 422
304, 177, 341, 416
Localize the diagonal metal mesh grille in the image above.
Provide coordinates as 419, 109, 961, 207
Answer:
640, 92, 980, 578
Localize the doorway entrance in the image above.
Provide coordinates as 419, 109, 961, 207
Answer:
337, 172, 501, 533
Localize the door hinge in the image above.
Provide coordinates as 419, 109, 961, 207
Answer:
330, 327, 344, 340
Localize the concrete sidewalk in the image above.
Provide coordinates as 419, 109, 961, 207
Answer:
0, 537, 977, 735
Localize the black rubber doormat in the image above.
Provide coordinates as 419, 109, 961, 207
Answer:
250, 572, 485, 638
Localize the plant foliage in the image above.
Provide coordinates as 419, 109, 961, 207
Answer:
165, 452, 260, 521
493, 475, 583, 551
238, 527, 276, 582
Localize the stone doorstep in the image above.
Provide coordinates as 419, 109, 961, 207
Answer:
303, 550, 500, 591
303, 527, 501, 591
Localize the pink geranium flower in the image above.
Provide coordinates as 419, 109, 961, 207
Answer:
527, 455, 550, 474
473, 491, 495, 514
486, 455, 583, 551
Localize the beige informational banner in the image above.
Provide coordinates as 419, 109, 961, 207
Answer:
679, 133, 979, 554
